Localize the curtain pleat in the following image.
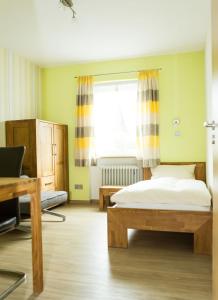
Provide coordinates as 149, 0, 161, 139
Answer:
75, 76, 96, 167
136, 70, 160, 167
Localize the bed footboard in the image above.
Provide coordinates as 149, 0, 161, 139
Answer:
107, 206, 212, 255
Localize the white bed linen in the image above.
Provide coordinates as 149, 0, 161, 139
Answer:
151, 164, 195, 179
111, 178, 211, 209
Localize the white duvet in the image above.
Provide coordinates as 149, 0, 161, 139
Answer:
111, 178, 211, 207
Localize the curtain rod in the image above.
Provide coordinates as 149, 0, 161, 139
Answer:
74, 67, 162, 79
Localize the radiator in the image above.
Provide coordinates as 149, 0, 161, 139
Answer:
101, 165, 140, 186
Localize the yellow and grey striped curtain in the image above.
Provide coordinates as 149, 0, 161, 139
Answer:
75, 76, 96, 167
136, 70, 160, 167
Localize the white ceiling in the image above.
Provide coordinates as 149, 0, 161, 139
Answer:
0, 0, 209, 67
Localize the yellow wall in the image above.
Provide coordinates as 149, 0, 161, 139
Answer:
41, 51, 206, 200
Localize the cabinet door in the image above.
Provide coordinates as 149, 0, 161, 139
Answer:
53, 124, 68, 191
37, 121, 54, 177
6, 120, 37, 176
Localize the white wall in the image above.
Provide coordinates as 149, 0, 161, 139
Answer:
0, 48, 41, 146
205, 2, 213, 190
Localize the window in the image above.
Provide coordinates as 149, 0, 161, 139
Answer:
93, 80, 137, 157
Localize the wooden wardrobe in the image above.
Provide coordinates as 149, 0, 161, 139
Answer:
5, 119, 69, 192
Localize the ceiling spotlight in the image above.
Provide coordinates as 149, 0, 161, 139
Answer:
60, 0, 76, 18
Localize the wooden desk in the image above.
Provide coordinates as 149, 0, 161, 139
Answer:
99, 186, 124, 211
0, 177, 43, 295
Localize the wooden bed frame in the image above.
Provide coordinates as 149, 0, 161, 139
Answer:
107, 162, 212, 255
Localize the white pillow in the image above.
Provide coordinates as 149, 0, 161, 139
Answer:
151, 164, 196, 179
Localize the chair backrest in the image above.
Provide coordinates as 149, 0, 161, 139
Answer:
0, 146, 25, 177
0, 146, 26, 224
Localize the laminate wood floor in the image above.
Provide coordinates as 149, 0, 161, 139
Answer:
0, 204, 212, 300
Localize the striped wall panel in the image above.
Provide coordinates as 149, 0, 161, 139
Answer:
0, 49, 41, 146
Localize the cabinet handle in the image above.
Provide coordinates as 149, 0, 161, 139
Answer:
45, 182, 52, 186
52, 144, 57, 156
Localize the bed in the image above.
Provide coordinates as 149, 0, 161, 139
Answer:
107, 162, 212, 255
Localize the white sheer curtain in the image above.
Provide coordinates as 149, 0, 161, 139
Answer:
93, 81, 138, 157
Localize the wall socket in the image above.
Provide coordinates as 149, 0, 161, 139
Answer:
175, 130, 181, 136
74, 184, 83, 190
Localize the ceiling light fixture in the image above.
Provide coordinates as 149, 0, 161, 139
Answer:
60, 0, 76, 18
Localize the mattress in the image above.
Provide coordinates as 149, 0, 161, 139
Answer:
115, 203, 211, 211
111, 177, 211, 211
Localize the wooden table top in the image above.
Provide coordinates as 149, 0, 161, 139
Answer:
0, 177, 38, 202
0, 177, 36, 187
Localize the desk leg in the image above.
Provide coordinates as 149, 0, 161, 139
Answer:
30, 179, 43, 294
99, 189, 104, 211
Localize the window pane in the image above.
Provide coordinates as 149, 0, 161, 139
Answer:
93, 81, 137, 157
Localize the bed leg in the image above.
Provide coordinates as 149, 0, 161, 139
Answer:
194, 218, 212, 255
108, 224, 128, 248
107, 209, 128, 248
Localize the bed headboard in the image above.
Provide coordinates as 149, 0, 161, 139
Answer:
143, 162, 206, 182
